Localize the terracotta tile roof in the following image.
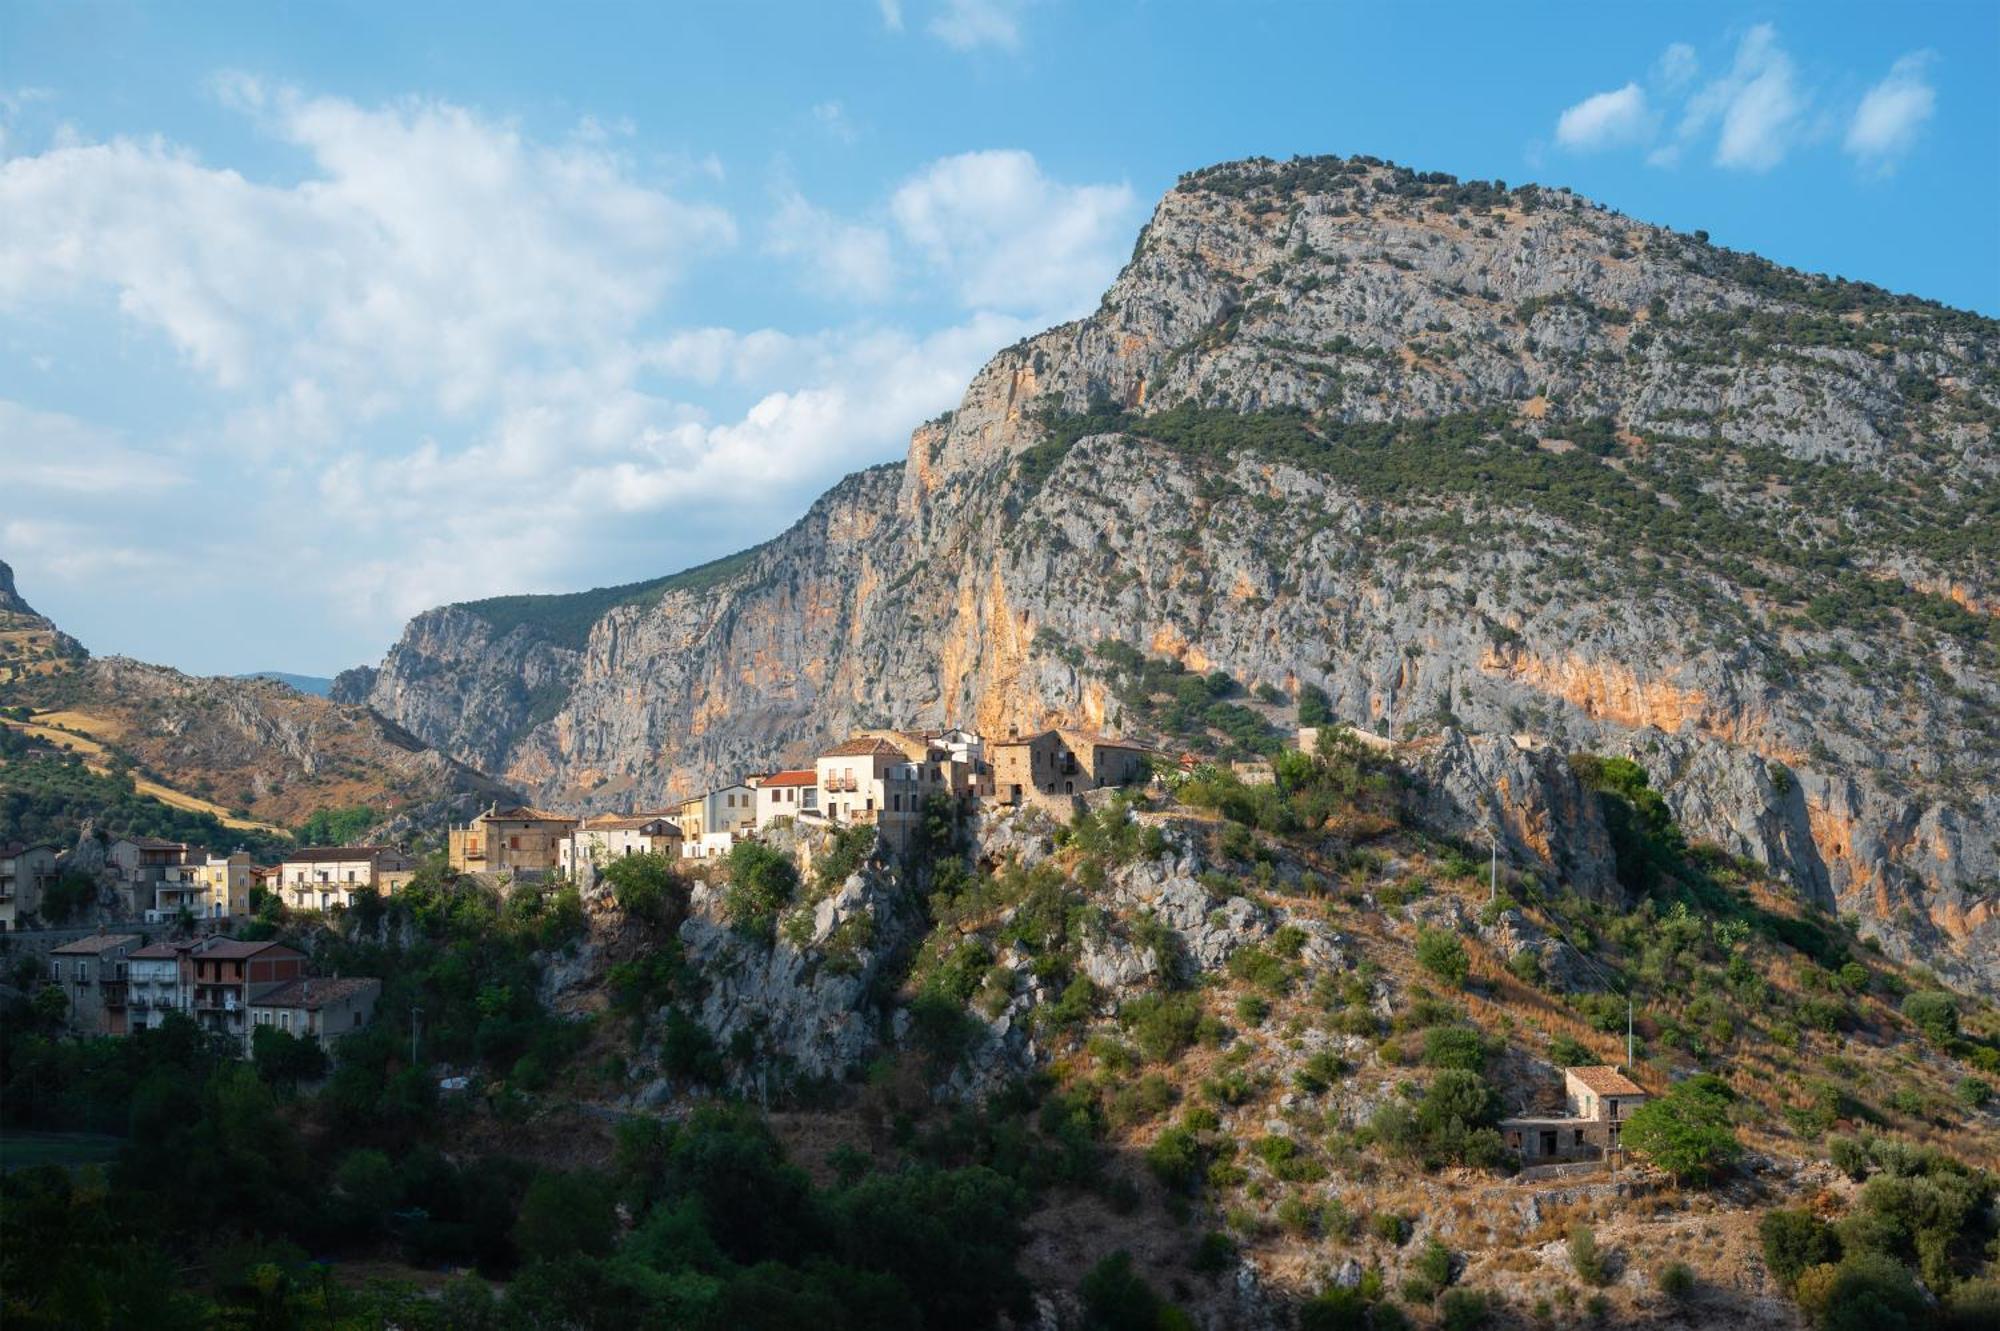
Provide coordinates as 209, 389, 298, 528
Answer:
281, 846, 402, 863
194, 939, 305, 961
1, 840, 58, 857
116, 836, 189, 851
480, 806, 577, 823
250, 976, 381, 1011
1055, 727, 1153, 752
760, 769, 817, 788
51, 933, 142, 954
819, 737, 903, 758
1567, 1066, 1646, 1096
128, 941, 196, 960
578, 815, 681, 833
990, 729, 1056, 747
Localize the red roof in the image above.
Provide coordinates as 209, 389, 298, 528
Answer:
250, 976, 381, 1011
760, 769, 817, 788
819, 737, 902, 759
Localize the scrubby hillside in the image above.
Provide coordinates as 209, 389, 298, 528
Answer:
346, 155, 1999, 996
0, 559, 518, 840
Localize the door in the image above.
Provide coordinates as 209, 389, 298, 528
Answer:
1540, 1131, 1557, 1156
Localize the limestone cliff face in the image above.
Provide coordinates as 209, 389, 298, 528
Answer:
353, 157, 2000, 991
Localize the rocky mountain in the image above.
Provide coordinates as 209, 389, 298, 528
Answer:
0, 559, 517, 833
0, 557, 87, 685
346, 155, 1998, 992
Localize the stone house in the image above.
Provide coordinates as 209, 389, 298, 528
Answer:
560, 814, 684, 888
247, 976, 381, 1056
749, 770, 820, 828
988, 729, 1153, 807
449, 806, 579, 876
1501, 1065, 1649, 1162
277, 846, 415, 911
0, 840, 58, 929
48, 933, 141, 1035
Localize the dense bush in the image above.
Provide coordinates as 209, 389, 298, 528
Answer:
1623, 1074, 1741, 1184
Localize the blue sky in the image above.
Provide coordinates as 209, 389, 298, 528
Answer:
2, 0, 1993, 677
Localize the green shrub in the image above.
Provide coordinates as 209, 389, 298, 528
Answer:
1566, 1222, 1609, 1286
1438, 1288, 1491, 1331
723, 840, 799, 938
1120, 992, 1205, 1063
1415, 928, 1470, 987
1759, 1208, 1838, 1287
1900, 990, 1959, 1043
1657, 1260, 1696, 1301
1953, 1077, 1992, 1110
1421, 1026, 1487, 1072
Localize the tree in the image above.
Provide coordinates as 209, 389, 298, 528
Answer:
602, 851, 685, 924
513, 1170, 617, 1263
30, 984, 67, 1027
1625, 1075, 1741, 1184
725, 839, 799, 939
1415, 928, 1470, 988
250, 1025, 328, 1090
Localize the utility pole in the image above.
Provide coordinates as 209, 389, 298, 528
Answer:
1626, 997, 1634, 1071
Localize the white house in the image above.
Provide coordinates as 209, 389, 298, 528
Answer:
560, 814, 683, 888
750, 769, 819, 828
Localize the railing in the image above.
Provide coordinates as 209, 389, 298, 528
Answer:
101, 982, 128, 1007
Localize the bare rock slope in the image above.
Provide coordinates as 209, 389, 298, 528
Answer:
351, 156, 2000, 990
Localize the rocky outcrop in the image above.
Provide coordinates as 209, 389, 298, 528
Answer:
349, 157, 2000, 993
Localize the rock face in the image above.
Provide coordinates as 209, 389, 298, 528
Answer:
349, 156, 1999, 992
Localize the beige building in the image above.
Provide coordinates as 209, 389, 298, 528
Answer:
560, 814, 683, 889
988, 728, 1153, 807
1501, 1066, 1650, 1162
277, 846, 415, 912
0, 840, 58, 930
247, 976, 382, 1056
48, 933, 141, 1036
749, 769, 819, 827
675, 785, 754, 856
449, 806, 580, 876
813, 732, 985, 850
149, 849, 257, 921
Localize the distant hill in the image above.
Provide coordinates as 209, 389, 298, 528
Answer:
237, 671, 334, 697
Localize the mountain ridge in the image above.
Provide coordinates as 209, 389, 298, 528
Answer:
336, 153, 1999, 991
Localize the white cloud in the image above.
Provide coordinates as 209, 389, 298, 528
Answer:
0, 82, 1135, 672
1846, 52, 1936, 170
765, 190, 897, 302
1676, 24, 1806, 171
929, 0, 1024, 52
1555, 83, 1652, 151
878, 0, 904, 32
0, 400, 187, 493
1655, 43, 1698, 92
890, 149, 1134, 315
0, 80, 735, 404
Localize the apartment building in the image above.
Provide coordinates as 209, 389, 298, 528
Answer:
276, 846, 415, 912
676, 785, 754, 858
48, 933, 141, 1036
125, 939, 199, 1030
189, 939, 307, 1044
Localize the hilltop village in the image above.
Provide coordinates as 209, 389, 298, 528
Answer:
5, 725, 1156, 1051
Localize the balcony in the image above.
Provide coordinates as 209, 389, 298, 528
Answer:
101, 982, 128, 1007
